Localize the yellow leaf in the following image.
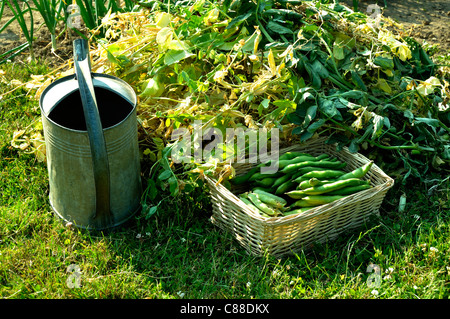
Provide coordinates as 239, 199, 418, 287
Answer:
12, 130, 25, 140
156, 12, 171, 28
277, 62, 285, 77
253, 28, 262, 55
268, 49, 276, 76
382, 69, 394, 77
416, 76, 441, 96
156, 27, 173, 50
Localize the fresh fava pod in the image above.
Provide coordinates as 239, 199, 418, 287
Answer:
259, 153, 331, 170
230, 167, 259, 185
248, 171, 282, 182
293, 195, 346, 207
336, 161, 373, 180
247, 193, 280, 216
240, 195, 260, 212
272, 172, 295, 189
275, 180, 296, 195
282, 207, 314, 216
298, 178, 337, 190
233, 151, 377, 218
325, 183, 372, 196
259, 155, 317, 170
293, 169, 346, 183
286, 178, 363, 198
281, 160, 347, 174
255, 176, 279, 188
252, 189, 287, 208
278, 151, 311, 161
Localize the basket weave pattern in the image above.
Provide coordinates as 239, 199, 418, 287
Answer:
206, 137, 394, 256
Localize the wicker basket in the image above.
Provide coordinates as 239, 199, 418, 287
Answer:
205, 136, 394, 257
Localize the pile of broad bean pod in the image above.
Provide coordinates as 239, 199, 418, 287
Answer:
232, 152, 374, 217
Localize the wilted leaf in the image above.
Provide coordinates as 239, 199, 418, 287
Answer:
268, 49, 276, 76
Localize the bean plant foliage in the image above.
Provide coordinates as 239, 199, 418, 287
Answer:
6, 0, 450, 218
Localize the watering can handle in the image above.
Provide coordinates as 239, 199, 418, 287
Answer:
73, 38, 112, 228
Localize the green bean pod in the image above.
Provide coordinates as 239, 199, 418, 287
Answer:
282, 160, 346, 174
286, 178, 363, 198
293, 195, 346, 207
255, 176, 279, 188
272, 172, 295, 189
252, 189, 287, 208
275, 179, 297, 195
282, 207, 314, 216
337, 161, 373, 180
247, 193, 280, 216
325, 183, 372, 196
294, 169, 346, 183
298, 178, 337, 190
278, 151, 311, 161
231, 167, 259, 185
248, 171, 282, 182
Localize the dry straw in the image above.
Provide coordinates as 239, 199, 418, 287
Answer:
206, 136, 394, 257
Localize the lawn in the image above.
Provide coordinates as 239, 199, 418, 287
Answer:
1, 60, 449, 299
1, 0, 449, 301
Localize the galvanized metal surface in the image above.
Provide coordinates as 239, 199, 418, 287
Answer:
39, 40, 141, 230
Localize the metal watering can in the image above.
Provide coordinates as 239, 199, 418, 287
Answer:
39, 39, 141, 230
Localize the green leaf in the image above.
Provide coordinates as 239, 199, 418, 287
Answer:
318, 97, 341, 120
303, 104, 317, 127
348, 139, 359, 153
304, 63, 321, 89
261, 98, 270, 108
414, 117, 440, 128
333, 44, 345, 60
164, 50, 195, 65
168, 176, 179, 196
373, 56, 395, 69
307, 118, 326, 133
351, 71, 368, 92
403, 110, 414, 121
371, 114, 385, 140
273, 99, 296, 109
267, 21, 293, 35
286, 112, 304, 125
227, 12, 253, 29
311, 60, 329, 79
340, 89, 366, 101
146, 206, 158, 219
147, 179, 158, 201
158, 170, 172, 181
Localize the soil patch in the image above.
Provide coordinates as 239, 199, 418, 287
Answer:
0, 3, 76, 67
342, 0, 450, 53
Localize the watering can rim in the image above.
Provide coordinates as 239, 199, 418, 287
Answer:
39, 72, 137, 133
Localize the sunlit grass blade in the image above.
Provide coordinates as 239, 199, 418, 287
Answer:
0, 1, 17, 34
6, 0, 34, 61
30, 0, 68, 51
0, 43, 29, 65
75, 0, 96, 30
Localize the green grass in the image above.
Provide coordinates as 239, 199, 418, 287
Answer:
1, 61, 449, 299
